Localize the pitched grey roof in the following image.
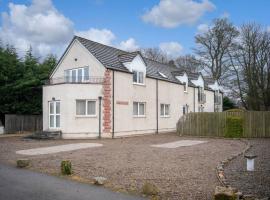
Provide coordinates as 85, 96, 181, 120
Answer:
74, 36, 217, 90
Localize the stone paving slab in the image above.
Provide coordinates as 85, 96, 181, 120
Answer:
151, 140, 207, 148
16, 143, 103, 155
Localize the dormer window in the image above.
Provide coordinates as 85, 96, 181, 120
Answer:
133, 70, 144, 84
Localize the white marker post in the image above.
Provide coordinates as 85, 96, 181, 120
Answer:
244, 154, 257, 171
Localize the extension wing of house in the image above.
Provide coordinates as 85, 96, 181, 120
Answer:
43, 36, 223, 139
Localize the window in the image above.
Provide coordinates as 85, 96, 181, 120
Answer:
160, 104, 170, 117
65, 66, 89, 83
198, 87, 205, 103
133, 70, 144, 84
49, 101, 60, 128
76, 100, 96, 116
133, 102, 145, 117
214, 90, 221, 104
183, 104, 189, 115
183, 82, 188, 92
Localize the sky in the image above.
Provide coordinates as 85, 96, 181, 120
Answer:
0, 0, 269, 59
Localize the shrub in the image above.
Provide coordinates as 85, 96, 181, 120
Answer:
61, 160, 72, 175
142, 182, 159, 196
225, 108, 245, 113
225, 116, 243, 138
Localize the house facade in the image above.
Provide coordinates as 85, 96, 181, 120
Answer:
43, 36, 223, 139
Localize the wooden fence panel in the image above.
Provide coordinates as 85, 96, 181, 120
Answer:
177, 111, 270, 138
4, 114, 42, 133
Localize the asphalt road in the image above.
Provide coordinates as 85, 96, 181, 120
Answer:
0, 164, 144, 200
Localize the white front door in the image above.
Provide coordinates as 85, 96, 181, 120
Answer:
49, 101, 60, 129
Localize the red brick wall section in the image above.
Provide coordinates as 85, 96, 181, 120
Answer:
102, 69, 112, 134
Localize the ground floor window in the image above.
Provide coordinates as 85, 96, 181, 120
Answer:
76, 100, 96, 116
183, 104, 189, 115
133, 102, 145, 117
49, 101, 60, 128
160, 104, 170, 117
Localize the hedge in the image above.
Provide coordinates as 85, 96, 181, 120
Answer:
225, 116, 243, 138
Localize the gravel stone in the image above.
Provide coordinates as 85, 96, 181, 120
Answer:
224, 139, 270, 199
0, 133, 247, 200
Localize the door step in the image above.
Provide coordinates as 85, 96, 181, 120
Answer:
25, 130, 62, 140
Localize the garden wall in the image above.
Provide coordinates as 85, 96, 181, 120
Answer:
177, 111, 270, 138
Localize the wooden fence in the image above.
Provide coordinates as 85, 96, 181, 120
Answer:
177, 111, 270, 138
4, 114, 42, 133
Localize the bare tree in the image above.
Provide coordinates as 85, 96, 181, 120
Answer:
230, 23, 270, 110
174, 54, 201, 72
194, 18, 239, 82
141, 47, 169, 64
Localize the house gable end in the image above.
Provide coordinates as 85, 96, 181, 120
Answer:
50, 38, 106, 79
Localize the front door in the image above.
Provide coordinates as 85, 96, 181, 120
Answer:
49, 101, 60, 129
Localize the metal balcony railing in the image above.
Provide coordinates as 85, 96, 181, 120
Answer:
45, 76, 104, 85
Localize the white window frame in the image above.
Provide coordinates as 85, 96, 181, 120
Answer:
75, 99, 97, 117
133, 102, 146, 117
65, 66, 89, 83
133, 70, 144, 85
49, 101, 60, 129
160, 104, 170, 117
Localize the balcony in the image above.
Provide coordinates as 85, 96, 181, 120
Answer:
45, 76, 104, 85
198, 93, 206, 104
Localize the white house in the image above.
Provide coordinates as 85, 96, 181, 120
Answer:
43, 36, 223, 139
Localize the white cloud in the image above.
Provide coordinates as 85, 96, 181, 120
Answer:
267, 26, 270, 33
0, 0, 141, 58
159, 41, 183, 58
142, 0, 215, 28
75, 28, 116, 45
0, 0, 74, 57
197, 23, 209, 33
118, 38, 139, 51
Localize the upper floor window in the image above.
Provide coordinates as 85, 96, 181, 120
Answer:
198, 87, 206, 103
214, 90, 221, 105
160, 104, 170, 117
183, 82, 188, 92
133, 102, 145, 117
65, 66, 89, 83
133, 70, 144, 84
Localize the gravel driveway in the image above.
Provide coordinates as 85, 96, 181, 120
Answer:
0, 133, 246, 200
224, 139, 270, 198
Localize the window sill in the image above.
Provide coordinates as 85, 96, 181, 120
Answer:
133, 115, 146, 118
75, 115, 97, 118
160, 115, 170, 118
48, 127, 61, 130
133, 82, 146, 87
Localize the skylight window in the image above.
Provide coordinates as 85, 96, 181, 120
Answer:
158, 72, 167, 78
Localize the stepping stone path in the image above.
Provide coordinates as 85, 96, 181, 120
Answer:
151, 140, 207, 148
16, 143, 103, 155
